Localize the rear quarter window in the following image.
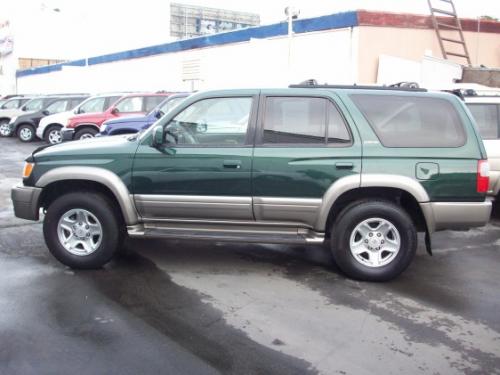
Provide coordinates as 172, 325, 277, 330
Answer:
350, 94, 466, 148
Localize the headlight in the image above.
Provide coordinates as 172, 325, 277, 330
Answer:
100, 124, 108, 132
9, 116, 17, 124
22, 162, 34, 178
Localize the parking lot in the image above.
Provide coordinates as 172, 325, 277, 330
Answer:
1, 137, 500, 375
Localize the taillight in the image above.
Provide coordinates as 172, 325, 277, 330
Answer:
477, 160, 490, 193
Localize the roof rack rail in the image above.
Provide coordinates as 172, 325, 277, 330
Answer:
289, 80, 427, 92
45, 93, 90, 96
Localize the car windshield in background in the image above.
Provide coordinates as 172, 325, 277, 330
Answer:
350, 94, 466, 148
1, 99, 20, 109
157, 96, 186, 114
23, 98, 44, 111
78, 97, 108, 114
467, 104, 499, 140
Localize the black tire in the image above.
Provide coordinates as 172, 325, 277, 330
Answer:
43, 192, 124, 269
0, 119, 12, 137
44, 125, 63, 144
75, 127, 98, 140
17, 124, 36, 142
330, 200, 417, 282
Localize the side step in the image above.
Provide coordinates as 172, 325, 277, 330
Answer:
128, 223, 325, 245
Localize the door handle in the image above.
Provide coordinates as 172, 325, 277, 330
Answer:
335, 162, 354, 170
223, 160, 242, 169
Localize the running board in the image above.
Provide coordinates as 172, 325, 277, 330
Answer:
127, 223, 325, 245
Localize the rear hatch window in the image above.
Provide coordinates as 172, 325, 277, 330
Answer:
350, 94, 466, 148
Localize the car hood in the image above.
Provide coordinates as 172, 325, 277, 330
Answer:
40, 110, 72, 126
105, 114, 150, 126
33, 133, 139, 161
13, 110, 37, 121
0, 108, 32, 119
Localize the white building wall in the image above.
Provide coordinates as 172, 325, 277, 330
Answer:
16, 27, 357, 94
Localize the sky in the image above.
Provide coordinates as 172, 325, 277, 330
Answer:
1, 0, 499, 59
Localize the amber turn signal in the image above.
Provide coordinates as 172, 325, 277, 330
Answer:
22, 162, 34, 178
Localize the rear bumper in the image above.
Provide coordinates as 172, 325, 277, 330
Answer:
11, 184, 42, 221
61, 128, 75, 142
421, 200, 492, 233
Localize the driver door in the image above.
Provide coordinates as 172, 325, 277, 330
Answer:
132, 91, 259, 221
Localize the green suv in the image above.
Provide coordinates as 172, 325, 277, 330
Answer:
11, 86, 492, 281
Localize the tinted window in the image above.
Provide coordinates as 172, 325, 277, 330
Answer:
467, 104, 499, 140
45, 100, 69, 114
351, 94, 466, 148
145, 96, 166, 112
166, 97, 252, 146
263, 97, 350, 145
70, 98, 86, 109
115, 97, 143, 112
24, 98, 44, 111
1, 99, 20, 109
78, 97, 107, 113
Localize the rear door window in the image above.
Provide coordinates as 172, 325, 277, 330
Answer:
467, 104, 499, 140
262, 97, 351, 145
351, 94, 466, 147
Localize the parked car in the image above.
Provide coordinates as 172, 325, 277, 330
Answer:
9, 95, 89, 142
37, 93, 124, 144
12, 86, 491, 281
61, 93, 171, 141
0, 96, 40, 136
98, 93, 189, 137
442, 84, 500, 202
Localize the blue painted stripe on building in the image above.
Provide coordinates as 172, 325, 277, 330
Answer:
17, 11, 358, 78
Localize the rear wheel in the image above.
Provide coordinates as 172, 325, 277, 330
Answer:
43, 192, 124, 269
330, 200, 417, 281
0, 119, 13, 137
75, 128, 98, 140
45, 125, 63, 144
17, 124, 36, 142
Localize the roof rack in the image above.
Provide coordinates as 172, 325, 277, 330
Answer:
289, 80, 427, 92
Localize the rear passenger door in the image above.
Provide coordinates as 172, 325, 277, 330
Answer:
252, 91, 362, 227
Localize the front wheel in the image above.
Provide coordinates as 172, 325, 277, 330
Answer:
330, 200, 417, 282
75, 128, 98, 140
0, 120, 13, 137
45, 125, 63, 144
43, 192, 124, 269
17, 124, 36, 142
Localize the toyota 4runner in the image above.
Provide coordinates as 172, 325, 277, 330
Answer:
11, 86, 492, 281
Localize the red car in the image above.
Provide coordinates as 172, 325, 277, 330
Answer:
61, 93, 170, 141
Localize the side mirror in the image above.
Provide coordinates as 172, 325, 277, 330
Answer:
154, 109, 164, 119
111, 107, 119, 115
42, 109, 50, 116
196, 123, 207, 133
151, 125, 164, 147
21, 106, 27, 111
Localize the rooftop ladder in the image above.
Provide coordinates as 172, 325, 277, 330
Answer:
427, 0, 471, 65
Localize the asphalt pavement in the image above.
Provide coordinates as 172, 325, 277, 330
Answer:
1, 137, 499, 375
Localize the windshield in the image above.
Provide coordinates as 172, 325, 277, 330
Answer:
23, 98, 44, 111
1, 98, 20, 109
157, 96, 186, 115
78, 97, 107, 114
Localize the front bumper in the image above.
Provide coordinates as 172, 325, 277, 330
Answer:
11, 184, 42, 221
61, 128, 75, 142
421, 200, 492, 233
36, 125, 46, 140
